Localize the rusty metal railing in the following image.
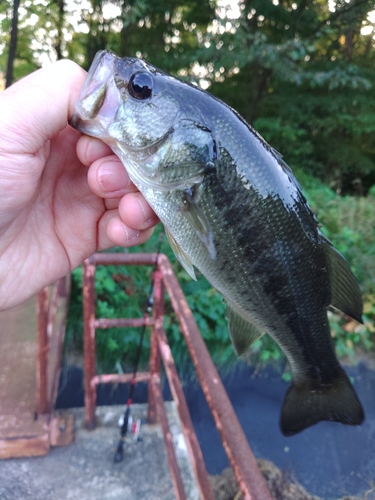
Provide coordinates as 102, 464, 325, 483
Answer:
37, 275, 71, 415
83, 253, 272, 500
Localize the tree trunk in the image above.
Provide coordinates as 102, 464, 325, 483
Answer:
55, 0, 65, 60
5, 0, 20, 88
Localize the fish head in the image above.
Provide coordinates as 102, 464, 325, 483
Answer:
72, 50, 180, 146
71, 50, 208, 190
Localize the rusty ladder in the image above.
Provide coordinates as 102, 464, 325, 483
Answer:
83, 253, 272, 500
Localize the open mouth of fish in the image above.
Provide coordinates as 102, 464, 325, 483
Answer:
70, 51, 177, 190
70, 51, 205, 192
70, 51, 171, 155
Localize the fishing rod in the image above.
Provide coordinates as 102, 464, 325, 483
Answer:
114, 231, 164, 463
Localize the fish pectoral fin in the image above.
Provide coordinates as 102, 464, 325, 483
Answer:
183, 189, 216, 260
322, 235, 363, 323
280, 366, 364, 436
165, 227, 197, 280
226, 304, 264, 356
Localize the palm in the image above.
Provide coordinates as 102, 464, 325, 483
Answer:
0, 60, 157, 311
0, 126, 104, 309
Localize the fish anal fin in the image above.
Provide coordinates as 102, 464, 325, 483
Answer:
322, 235, 363, 323
226, 304, 264, 356
280, 366, 364, 436
165, 228, 196, 280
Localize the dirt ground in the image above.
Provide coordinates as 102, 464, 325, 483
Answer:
209, 460, 366, 500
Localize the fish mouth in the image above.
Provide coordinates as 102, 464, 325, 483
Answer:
70, 51, 121, 138
71, 51, 186, 191
70, 51, 150, 139
70, 51, 173, 157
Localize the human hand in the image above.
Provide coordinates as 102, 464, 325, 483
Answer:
0, 60, 158, 310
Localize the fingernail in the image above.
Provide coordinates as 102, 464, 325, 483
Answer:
98, 160, 129, 194
123, 225, 140, 242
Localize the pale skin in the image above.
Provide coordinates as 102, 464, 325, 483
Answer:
0, 60, 159, 311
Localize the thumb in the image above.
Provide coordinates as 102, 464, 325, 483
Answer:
0, 60, 86, 155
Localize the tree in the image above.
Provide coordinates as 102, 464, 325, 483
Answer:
54, 0, 65, 60
197, 0, 375, 193
67, 0, 214, 72
5, 0, 20, 87
0, 0, 73, 81
1, 0, 375, 192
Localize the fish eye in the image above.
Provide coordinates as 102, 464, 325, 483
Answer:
128, 72, 153, 100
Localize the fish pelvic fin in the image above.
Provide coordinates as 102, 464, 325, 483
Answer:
322, 234, 363, 323
226, 304, 264, 356
280, 366, 364, 436
165, 227, 196, 280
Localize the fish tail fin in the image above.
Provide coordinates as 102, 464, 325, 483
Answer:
280, 367, 364, 436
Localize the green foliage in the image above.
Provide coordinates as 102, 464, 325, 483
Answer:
66, 171, 375, 374
293, 171, 375, 364
202, 0, 375, 193
66, 0, 214, 73
66, 228, 235, 374
66, 244, 155, 373
329, 306, 375, 360
3, 0, 375, 371
253, 86, 375, 191
164, 271, 235, 369
3, 0, 375, 192
294, 169, 375, 294
253, 117, 315, 170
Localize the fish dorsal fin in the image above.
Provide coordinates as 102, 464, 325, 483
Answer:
165, 227, 197, 280
183, 189, 217, 260
226, 304, 264, 356
321, 234, 363, 323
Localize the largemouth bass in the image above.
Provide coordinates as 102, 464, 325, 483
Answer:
71, 50, 364, 436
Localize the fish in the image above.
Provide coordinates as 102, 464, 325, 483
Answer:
71, 50, 365, 436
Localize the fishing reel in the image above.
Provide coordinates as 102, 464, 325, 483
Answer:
117, 414, 141, 442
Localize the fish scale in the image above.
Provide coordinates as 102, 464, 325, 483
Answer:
71, 50, 364, 436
